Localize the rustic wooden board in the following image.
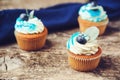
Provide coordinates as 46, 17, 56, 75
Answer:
0, 0, 120, 80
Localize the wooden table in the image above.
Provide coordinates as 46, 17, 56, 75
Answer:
0, 0, 120, 80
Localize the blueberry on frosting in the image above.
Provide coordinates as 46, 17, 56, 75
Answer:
19, 13, 28, 21
66, 27, 99, 55
76, 34, 87, 44
89, 0, 97, 7
15, 10, 45, 34
87, 0, 98, 11
76, 27, 99, 44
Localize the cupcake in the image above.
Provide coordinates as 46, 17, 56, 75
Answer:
78, 1, 109, 35
14, 10, 48, 51
66, 27, 102, 71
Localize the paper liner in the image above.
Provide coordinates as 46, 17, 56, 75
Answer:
67, 47, 102, 71
14, 27, 48, 51
78, 16, 109, 35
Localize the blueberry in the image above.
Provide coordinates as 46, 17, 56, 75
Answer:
93, 2, 97, 7
76, 35, 87, 44
19, 13, 28, 21
93, 1, 97, 7
89, 0, 97, 7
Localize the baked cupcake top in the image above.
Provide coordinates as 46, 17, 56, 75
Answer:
67, 27, 99, 55
15, 10, 44, 34
78, 2, 107, 22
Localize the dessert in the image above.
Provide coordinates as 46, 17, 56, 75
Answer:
66, 27, 102, 71
14, 10, 48, 51
78, 1, 109, 35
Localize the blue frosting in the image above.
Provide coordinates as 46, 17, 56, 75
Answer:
87, 10, 100, 17
79, 3, 107, 22
67, 32, 80, 49
15, 17, 37, 33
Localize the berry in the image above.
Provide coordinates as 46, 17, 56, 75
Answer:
93, 3, 97, 7
19, 13, 28, 21
76, 35, 87, 44
89, 0, 97, 7
92, 1, 97, 7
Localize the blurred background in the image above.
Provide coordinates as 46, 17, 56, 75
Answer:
0, 0, 88, 10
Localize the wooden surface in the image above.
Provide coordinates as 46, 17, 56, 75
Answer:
0, 0, 120, 80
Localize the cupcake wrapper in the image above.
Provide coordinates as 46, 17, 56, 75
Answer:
14, 27, 48, 51
68, 51, 102, 61
78, 16, 109, 35
15, 36, 46, 50
67, 47, 102, 71
68, 56, 101, 71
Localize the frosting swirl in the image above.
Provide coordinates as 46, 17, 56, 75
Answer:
67, 32, 99, 55
78, 2, 107, 22
15, 11, 44, 34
